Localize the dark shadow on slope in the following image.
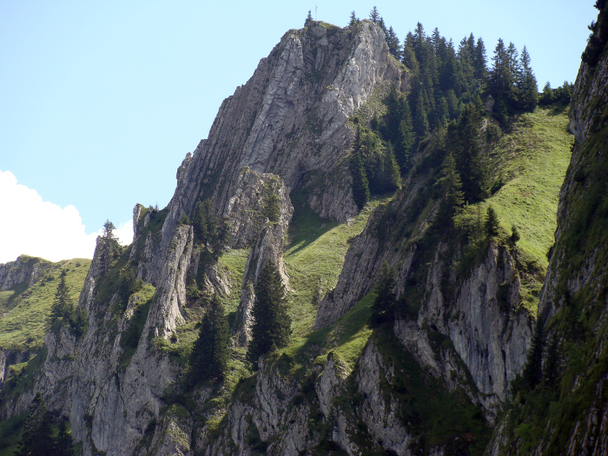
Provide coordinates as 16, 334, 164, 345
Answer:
287, 188, 338, 256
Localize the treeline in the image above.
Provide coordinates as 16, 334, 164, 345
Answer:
345, 7, 576, 210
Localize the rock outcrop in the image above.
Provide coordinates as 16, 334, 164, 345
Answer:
0, 255, 50, 291
1, 20, 413, 456
160, 20, 405, 253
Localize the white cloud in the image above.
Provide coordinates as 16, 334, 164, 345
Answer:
0, 170, 133, 264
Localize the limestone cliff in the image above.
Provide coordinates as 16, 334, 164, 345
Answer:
161, 20, 405, 251
0, 256, 50, 291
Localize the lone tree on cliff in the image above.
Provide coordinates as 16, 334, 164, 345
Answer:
247, 261, 291, 367
99, 219, 118, 275
189, 293, 230, 384
50, 271, 72, 323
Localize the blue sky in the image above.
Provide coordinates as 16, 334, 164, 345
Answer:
0, 0, 597, 263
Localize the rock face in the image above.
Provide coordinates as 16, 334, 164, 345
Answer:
0, 255, 50, 291
161, 20, 405, 253
316, 169, 533, 409
1, 20, 413, 456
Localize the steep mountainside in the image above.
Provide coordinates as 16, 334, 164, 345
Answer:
488, 2, 608, 454
0, 256, 89, 379
2, 10, 604, 455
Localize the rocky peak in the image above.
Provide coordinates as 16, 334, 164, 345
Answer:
159, 20, 406, 254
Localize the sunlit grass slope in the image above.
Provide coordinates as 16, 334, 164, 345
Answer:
285, 193, 389, 340
456, 107, 573, 313
261, 192, 392, 375
488, 107, 574, 267
0, 257, 91, 351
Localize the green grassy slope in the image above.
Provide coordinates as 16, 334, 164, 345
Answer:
284, 192, 390, 341
455, 107, 573, 313
486, 108, 573, 268
0, 257, 91, 352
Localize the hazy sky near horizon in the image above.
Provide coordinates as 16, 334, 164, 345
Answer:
0, 0, 597, 263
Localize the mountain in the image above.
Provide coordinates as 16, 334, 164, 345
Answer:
487, 2, 608, 453
0, 5, 606, 454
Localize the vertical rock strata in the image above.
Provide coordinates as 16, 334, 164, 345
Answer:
4, 20, 410, 455
161, 20, 404, 252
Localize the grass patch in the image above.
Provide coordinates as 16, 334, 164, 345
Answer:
285, 192, 391, 341
484, 108, 573, 268
218, 248, 250, 329
277, 289, 375, 376
0, 258, 91, 351
453, 107, 573, 314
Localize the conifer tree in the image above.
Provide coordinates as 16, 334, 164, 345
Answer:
385, 26, 401, 59
511, 225, 521, 243
436, 97, 449, 126
397, 113, 415, 171
382, 86, 415, 171
351, 126, 371, 209
485, 205, 500, 237
379, 144, 401, 193
437, 152, 464, 223
55, 421, 74, 456
413, 93, 430, 138
473, 38, 487, 81
99, 219, 117, 275
102, 219, 116, 240
348, 11, 358, 26
446, 89, 461, 119
192, 199, 211, 245
50, 271, 72, 323
437, 39, 458, 95
192, 199, 229, 255
539, 81, 554, 105
371, 263, 397, 326
377, 17, 388, 35
543, 334, 560, 387
402, 35, 419, 75
305, 10, 313, 27
71, 305, 88, 339
522, 320, 544, 390
488, 38, 519, 120
369, 6, 380, 23
190, 293, 229, 383
16, 393, 55, 456
517, 46, 538, 112
247, 261, 291, 367
458, 34, 475, 91
452, 104, 488, 202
